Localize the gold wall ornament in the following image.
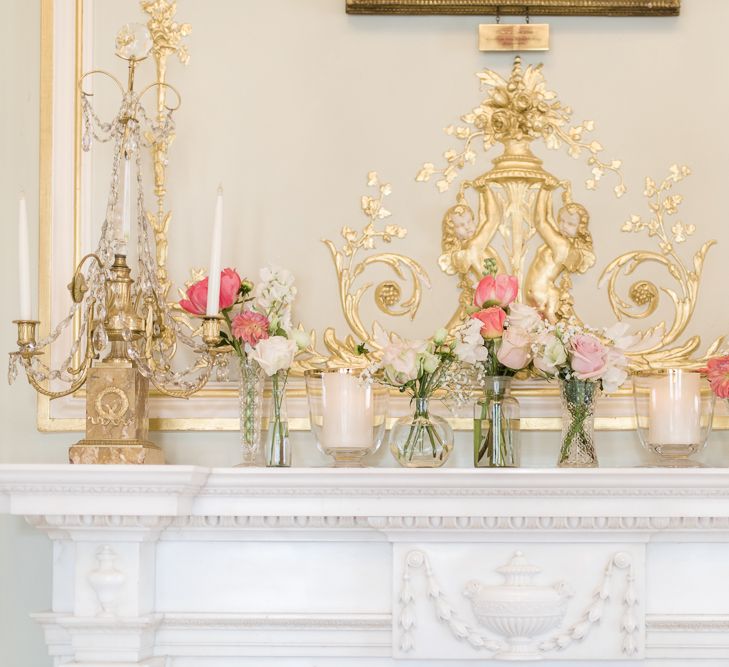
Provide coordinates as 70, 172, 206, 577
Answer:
419, 56, 624, 328
346, 0, 680, 16
321, 172, 430, 364
599, 165, 723, 370
140, 0, 191, 301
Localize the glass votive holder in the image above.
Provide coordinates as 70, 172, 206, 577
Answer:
304, 368, 388, 467
632, 369, 715, 467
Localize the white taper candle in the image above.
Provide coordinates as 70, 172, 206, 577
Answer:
18, 192, 32, 320
206, 185, 224, 316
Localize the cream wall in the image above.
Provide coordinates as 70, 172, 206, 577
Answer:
2, 1, 729, 665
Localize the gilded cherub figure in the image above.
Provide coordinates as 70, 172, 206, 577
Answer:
525, 180, 595, 322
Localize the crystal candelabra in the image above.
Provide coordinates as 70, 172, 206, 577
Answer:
9, 23, 226, 464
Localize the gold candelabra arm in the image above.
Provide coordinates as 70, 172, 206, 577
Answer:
13, 310, 96, 400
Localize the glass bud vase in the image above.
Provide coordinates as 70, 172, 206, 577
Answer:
390, 397, 453, 468
474, 376, 520, 468
558, 378, 599, 468
264, 369, 290, 467
238, 357, 265, 466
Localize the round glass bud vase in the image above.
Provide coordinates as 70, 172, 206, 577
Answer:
304, 368, 388, 467
558, 378, 599, 468
633, 369, 715, 467
474, 376, 520, 468
390, 397, 454, 468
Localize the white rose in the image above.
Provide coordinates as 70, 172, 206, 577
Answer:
420, 351, 440, 374
507, 303, 543, 332
250, 335, 297, 376
433, 328, 448, 345
533, 332, 567, 376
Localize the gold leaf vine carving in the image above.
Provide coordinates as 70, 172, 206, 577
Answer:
599, 165, 722, 369
319, 172, 430, 367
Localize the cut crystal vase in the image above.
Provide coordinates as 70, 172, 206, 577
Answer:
558, 378, 599, 468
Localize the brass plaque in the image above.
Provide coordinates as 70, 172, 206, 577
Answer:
479, 24, 550, 51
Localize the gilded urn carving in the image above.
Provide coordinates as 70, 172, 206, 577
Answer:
464, 551, 573, 660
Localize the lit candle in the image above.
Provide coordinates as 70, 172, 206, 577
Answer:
320, 372, 374, 449
18, 192, 32, 320
120, 157, 132, 251
206, 185, 223, 316
648, 370, 701, 445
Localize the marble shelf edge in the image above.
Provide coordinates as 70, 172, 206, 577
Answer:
2, 465, 729, 524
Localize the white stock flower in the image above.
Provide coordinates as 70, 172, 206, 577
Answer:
454, 319, 488, 365
255, 265, 297, 330
249, 335, 297, 376
601, 348, 628, 394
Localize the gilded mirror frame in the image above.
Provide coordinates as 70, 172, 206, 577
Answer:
38, 0, 725, 435
345, 0, 680, 16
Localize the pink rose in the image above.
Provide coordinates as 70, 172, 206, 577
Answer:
496, 327, 533, 370
232, 310, 270, 347
472, 307, 506, 339
474, 274, 519, 308
180, 268, 242, 315
570, 334, 608, 380
705, 356, 729, 399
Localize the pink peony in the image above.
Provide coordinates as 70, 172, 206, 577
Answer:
219, 268, 243, 310
569, 334, 608, 380
474, 274, 519, 309
705, 356, 729, 398
496, 327, 533, 370
232, 310, 270, 347
180, 268, 242, 315
472, 307, 506, 340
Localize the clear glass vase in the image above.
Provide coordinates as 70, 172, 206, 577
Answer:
474, 376, 520, 468
264, 369, 290, 467
559, 378, 599, 468
390, 397, 453, 468
238, 357, 266, 466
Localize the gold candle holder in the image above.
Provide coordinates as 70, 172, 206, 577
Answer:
201, 315, 233, 355
13, 319, 40, 350
13, 319, 43, 364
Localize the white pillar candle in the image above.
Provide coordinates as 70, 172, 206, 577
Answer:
120, 157, 132, 251
206, 185, 224, 317
648, 370, 701, 445
320, 373, 374, 449
18, 192, 32, 320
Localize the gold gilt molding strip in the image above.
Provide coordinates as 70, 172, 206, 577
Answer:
345, 0, 680, 17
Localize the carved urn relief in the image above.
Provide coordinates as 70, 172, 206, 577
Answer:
464, 551, 572, 660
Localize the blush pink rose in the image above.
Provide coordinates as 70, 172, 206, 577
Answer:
474, 274, 519, 308
232, 310, 270, 347
472, 307, 506, 339
705, 356, 729, 399
180, 268, 242, 315
570, 334, 608, 379
496, 327, 533, 370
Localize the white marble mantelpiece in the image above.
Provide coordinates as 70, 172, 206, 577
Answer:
2, 465, 729, 666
